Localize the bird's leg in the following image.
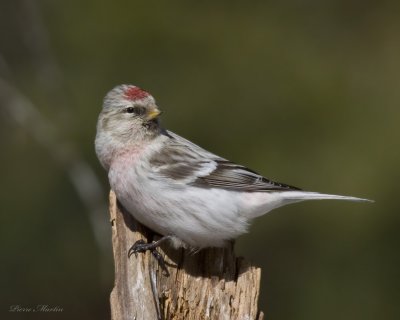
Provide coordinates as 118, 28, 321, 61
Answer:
128, 235, 172, 276
128, 235, 172, 256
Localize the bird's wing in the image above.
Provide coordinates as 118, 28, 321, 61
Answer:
149, 130, 300, 192
191, 159, 301, 191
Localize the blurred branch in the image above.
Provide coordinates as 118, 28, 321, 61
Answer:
19, 0, 67, 105
0, 2, 110, 259
0, 78, 110, 257
0, 53, 13, 80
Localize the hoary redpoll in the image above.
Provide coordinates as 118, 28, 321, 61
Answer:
95, 84, 371, 258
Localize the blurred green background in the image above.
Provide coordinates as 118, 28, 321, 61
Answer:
1, 0, 399, 319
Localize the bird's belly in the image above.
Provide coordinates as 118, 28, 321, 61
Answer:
109, 165, 249, 248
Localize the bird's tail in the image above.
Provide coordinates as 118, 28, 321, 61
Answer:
280, 191, 373, 203
250, 191, 373, 218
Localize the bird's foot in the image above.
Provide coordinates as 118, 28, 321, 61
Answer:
128, 236, 171, 276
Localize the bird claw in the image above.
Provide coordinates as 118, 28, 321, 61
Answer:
127, 237, 170, 277
128, 239, 148, 258
151, 250, 170, 277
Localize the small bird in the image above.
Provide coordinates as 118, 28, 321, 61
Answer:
95, 84, 371, 258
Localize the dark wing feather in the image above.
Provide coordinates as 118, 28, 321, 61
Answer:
151, 131, 301, 192
191, 160, 301, 192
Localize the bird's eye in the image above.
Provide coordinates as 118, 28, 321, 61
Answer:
125, 106, 146, 115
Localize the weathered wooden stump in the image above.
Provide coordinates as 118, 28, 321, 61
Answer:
109, 191, 264, 320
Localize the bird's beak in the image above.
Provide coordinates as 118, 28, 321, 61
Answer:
146, 107, 162, 120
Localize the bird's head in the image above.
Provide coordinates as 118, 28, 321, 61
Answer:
98, 84, 163, 144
